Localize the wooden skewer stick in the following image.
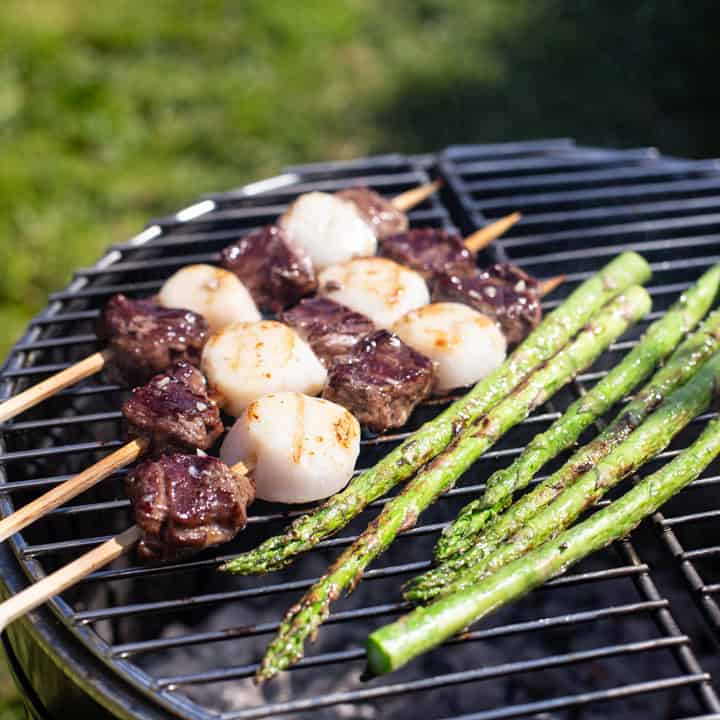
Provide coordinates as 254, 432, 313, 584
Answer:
464, 212, 522, 254
539, 274, 567, 298
0, 437, 148, 544
0, 525, 142, 633
390, 180, 443, 212
0, 462, 250, 633
0, 350, 112, 425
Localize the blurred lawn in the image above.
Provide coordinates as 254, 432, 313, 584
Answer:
1, 0, 719, 715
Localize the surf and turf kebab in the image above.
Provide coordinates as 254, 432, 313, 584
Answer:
0, 181, 561, 424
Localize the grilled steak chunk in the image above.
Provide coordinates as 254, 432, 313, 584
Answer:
122, 362, 223, 453
281, 297, 375, 367
126, 453, 255, 562
336, 187, 409, 239
99, 294, 209, 386
379, 228, 476, 282
220, 225, 317, 312
433, 262, 542, 344
482, 262, 540, 294
323, 329, 434, 432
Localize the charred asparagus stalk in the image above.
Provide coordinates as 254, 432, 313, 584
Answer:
408, 306, 720, 600
435, 266, 720, 562
407, 348, 720, 604
368, 415, 720, 675
221, 252, 650, 576
254, 287, 651, 681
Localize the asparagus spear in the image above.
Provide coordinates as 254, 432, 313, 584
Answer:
368, 415, 720, 675
406, 348, 720, 604
435, 266, 720, 562
255, 287, 651, 681
408, 306, 720, 600
221, 252, 650, 576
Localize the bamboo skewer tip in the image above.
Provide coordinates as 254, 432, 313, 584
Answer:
390, 180, 443, 212
464, 212, 522, 254
539, 274, 567, 298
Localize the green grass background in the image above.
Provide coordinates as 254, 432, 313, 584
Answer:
1, 0, 719, 715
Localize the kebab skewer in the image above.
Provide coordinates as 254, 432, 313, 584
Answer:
0, 264, 261, 424
0, 454, 254, 635
0, 182, 444, 423
0, 218, 546, 428
0, 306, 343, 543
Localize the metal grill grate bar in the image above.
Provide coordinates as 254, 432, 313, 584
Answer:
217, 639, 693, 719
434, 676, 715, 720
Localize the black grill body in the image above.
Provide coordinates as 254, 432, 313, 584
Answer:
1, 142, 720, 719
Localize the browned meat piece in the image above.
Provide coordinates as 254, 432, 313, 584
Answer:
99, 294, 209, 386
122, 362, 223, 453
336, 187, 409, 239
280, 297, 375, 367
481, 262, 540, 294
220, 225, 317, 312
323, 330, 434, 433
126, 453, 255, 562
379, 228, 476, 282
433, 262, 542, 344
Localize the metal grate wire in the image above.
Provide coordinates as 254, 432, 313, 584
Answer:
1, 141, 719, 719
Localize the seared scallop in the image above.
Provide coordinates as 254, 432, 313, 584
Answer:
279, 192, 377, 270
318, 257, 430, 329
220, 392, 361, 503
392, 302, 506, 392
158, 264, 260, 332
201, 321, 327, 416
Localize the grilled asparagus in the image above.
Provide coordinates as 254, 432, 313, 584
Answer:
435, 266, 720, 562
368, 415, 720, 675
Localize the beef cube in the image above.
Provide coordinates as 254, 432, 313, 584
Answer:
220, 225, 317, 312
323, 330, 434, 433
99, 294, 209, 386
433, 262, 541, 344
126, 453, 255, 563
122, 362, 223, 453
281, 297, 375, 367
336, 187, 409, 239
379, 228, 476, 281
481, 262, 540, 294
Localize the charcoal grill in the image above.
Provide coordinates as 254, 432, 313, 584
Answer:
2, 141, 720, 719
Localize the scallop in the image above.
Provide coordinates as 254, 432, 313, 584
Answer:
158, 264, 260, 332
220, 392, 361, 504
392, 302, 506, 392
201, 320, 327, 416
318, 257, 430, 329
279, 192, 377, 270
